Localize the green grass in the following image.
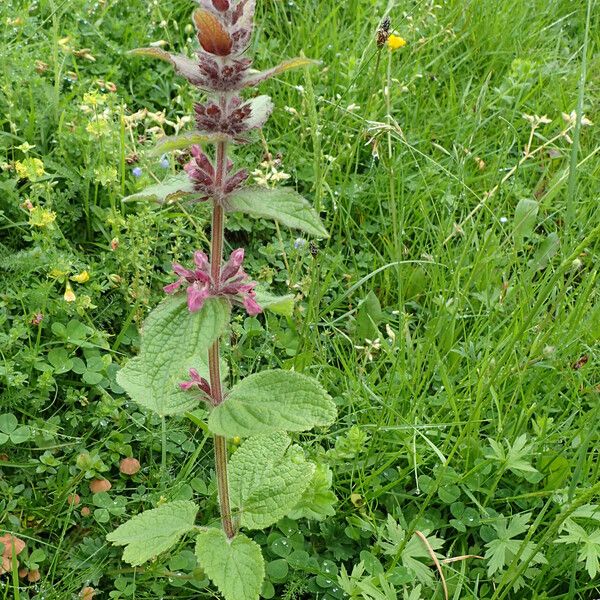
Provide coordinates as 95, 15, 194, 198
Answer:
1, 0, 599, 598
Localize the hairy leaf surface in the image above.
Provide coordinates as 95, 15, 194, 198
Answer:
226, 187, 328, 238
195, 529, 264, 600
123, 173, 196, 205
151, 131, 227, 155
254, 288, 294, 317
229, 433, 315, 529
117, 296, 229, 416
208, 369, 336, 437
106, 501, 197, 566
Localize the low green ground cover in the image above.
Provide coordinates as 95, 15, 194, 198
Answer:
0, 0, 598, 598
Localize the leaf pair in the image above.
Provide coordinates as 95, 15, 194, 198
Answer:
107, 433, 334, 600
125, 183, 329, 240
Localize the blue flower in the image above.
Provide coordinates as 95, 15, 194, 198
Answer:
132, 167, 142, 177
159, 155, 170, 169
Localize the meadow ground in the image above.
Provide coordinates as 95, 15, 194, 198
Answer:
0, 0, 599, 598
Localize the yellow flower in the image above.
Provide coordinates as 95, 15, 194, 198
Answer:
28, 207, 56, 228
387, 34, 407, 51
15, 157, 45, 180
64, 282, 76, 302
71, 271, 90, 283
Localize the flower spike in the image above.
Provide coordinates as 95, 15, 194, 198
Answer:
164, 249, 262, 316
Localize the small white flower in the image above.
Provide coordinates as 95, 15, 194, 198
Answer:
385, 324, 396, 342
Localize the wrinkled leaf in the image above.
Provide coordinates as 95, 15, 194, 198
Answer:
106, 501, 198, 566
226, 187, 328, 238
117, 296, 229, 416
123, 173, 196, 204
195, 528, 264, 600
208, 369, 335, 437
229, 433, 315, 529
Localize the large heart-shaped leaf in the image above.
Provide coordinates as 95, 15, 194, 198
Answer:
208, 369, 335, 437
195, 528, 265, 600
226, 187, 328, 238
229, 433, 315, 529
117, 296, 230, 416
107, 501, 198, 566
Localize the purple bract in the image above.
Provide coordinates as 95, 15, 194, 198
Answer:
164, 248, 262, 316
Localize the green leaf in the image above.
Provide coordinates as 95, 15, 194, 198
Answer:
47, 348, 73, 374
82, 371, 104, 386
556, 519, 600, 579
0, 413, 18, 434
513, 198, 538, 250
254, 288, 295, 317
106, 501, 198, 566
10, 426, 31, 444
484, 513, 546, 577
243, 57, 319, 88
380, 516, 444, 587
229, 433, 315, 529
286, 463, 337, 521
117, 296, 230, 416
123, 173, 196, 204
354, 290, 382, 341
226, 187, 328, 238
195, 529, 265, 600
152, 131, 226, 155
208, 369, 336, 437
529, 232, 560, 271
129, 48, 202, 83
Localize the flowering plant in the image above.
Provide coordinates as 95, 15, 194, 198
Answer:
106, 2, 335, 598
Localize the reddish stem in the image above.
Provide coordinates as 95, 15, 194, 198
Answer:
209, 135, 235, 539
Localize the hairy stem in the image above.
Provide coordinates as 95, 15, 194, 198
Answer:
209, 136, 235, 539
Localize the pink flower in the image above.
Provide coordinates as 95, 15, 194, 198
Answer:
164, 248, 262, 316
179, 369, 212, 398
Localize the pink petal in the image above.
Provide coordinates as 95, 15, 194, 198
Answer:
220, 248, 245, 281
172, 263, 195, 279
243, 295, 263, 316
164, 279, 183, 294
187, 285, 210, 312
193, 251, 210, 270
179, 381, 195, 391
189, 368, 201, 381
